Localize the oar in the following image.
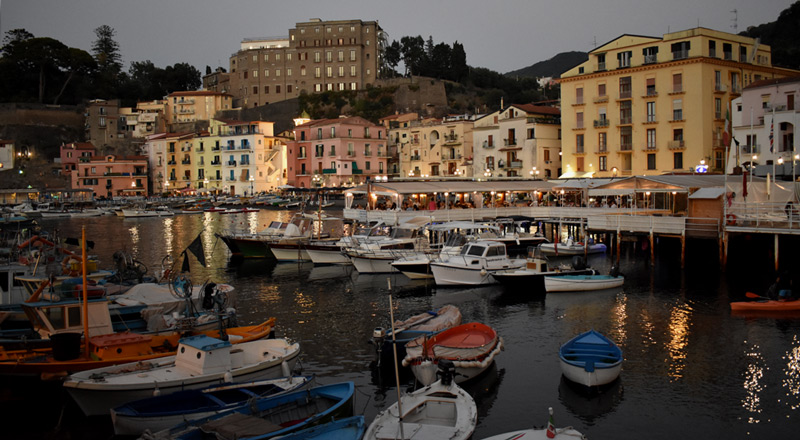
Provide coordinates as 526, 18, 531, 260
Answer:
745, 292, 770, 300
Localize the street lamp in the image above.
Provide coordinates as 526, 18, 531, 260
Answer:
249, 175, 255, 196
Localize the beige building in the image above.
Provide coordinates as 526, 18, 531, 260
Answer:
165, 91, 233, 125
229, 18, 383, 109
393, 116, 476, 178
473, 105, 562, 179
559, 27, 798, 177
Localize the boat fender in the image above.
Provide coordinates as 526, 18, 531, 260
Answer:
480, 269, 487, 276
224, 371, 233, 383
281, 360, 291, 377
153, 386, 161, 397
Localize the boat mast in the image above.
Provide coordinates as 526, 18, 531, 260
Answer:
82, 226, 89, 357
388, 283, 405, 438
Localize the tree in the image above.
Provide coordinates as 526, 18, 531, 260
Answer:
400, 36, 425, 76
162, 62, 201, 92
92, 25, 122, 97
52, 47, 96, 104
451, 42, 468, 82
21, 37, 70, 103
382, 40, 402, 77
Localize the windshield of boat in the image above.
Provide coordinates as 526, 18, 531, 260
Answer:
464, 245, 485, 256
391, 228, 416, 239
444, 234, 467, 247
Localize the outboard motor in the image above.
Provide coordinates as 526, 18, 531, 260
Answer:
437, 359, 456, 386
571, 255, 586, 271
202, 282, 217, 309
610, 264, 621, 277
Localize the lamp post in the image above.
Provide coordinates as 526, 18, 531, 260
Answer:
249, 175, 255, 196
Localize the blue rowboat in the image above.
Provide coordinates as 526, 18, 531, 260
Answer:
559, 330, 622, 387
158, 382, 355, 439
110, 376, 314, 436
277, 416, 365, 440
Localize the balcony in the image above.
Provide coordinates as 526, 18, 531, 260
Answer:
672, 110, 684, 121
594, 119, 610, 128
410, 155, 421, 161
742, 144, 760, 154
227, 161, 237, 166
618, 117, 632, 125
643, 54, 658, 64
619, 144, 632, 152
211, 160, 221, 165
672, 50, 689, 60
644, 88, 657, 97
504, 138, 517, 146
212, 146, 221, 151
731, 84, 742, 95
177, 98, 195, 104
444, 134, 459, 143
169, 176, 177, 181
723, 51, 733, 61
227, 177, 236, 181
507, 160, 523, 168
181, 159, 191, 165
596, 62, 606, 71
670, 86, 684, 95
572, 98, 585, 106
618, 90, 632, 100
347, 150, 356, 157
642, 145, 658, 152
167, 160, 176, 165
668, 140, 686, 150
364, 150, 372, 156
482, 141, 494, 149
594, 95, 609, 103
596, 146, 608, 154
322, 168, 336, 174
714, 83, 727, 93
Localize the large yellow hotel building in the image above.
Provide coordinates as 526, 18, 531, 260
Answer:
559, 27, 798, 177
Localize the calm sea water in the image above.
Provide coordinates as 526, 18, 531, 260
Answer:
2, 210, 799, 439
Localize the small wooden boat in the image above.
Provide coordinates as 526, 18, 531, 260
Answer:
559, 329, 622, 387
264, 415, 364, 440
365, 360, 477, 440
545, 274, 624, 292
402, 322, 502, 386
479, 407, 585, 440
155, 382, 355, 440
110, 375, 314, 436
538, 238, 607, 256
371, 304, 462, 368
63, 335, 301, 416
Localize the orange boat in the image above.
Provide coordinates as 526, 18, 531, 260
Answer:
0, 318, 275, 378
730, 299, 800, 312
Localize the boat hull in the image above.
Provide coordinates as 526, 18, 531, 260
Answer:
431, 259, 525, 286
559, 330, 622, 387
730, 299, 800, 312
390, 260, 433, 279
306, 245, 350, 265
560, 359, 622, 387
491, 268, 597, 292
350, 254, 396, 274
268, 243, 311, 262
539, 243, 607, 256
545, 275, 624, 292
216, 234, 274, 259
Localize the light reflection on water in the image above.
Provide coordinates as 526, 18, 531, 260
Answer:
742, 341, 766, 423
22, 213, 800, 440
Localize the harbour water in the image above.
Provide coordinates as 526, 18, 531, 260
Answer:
2, 210, 799, 439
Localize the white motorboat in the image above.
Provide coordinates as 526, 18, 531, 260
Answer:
305, 221, 391, 265
490, 247, 598, 294
545, 274, 624, 292
121, 207, 174, 218
538, 237, 607, 256
63, 335, 301, 416
344, 217, 431, 273
364, 360, 477, 440
479, 408, 586, 440
430, 240, 526, 286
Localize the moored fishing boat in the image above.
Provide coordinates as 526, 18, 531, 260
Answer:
110, 375, 314, 436
491, 247, 598, 294
364, 360, 476, 440
479, 407, 585, 440
63, 335, 301, 416
151, 381, 354, 440
371, 304, 462, 368
730, 296, 800, 313
275, 415, 365, 440
402, 322, 503, 386
559, 329, 622, 387
538, 238, 607, 257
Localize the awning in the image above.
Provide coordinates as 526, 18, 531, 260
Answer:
559, 171, 595, 179
588, 188, 635, 196
688, 187, 725, 199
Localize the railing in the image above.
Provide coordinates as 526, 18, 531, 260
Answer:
483, 141, 494, 149
672, 110, 683, 121
211, 160, 221, 165
671, 86, 683, 94
181, 159, 191, 165
714, 83, 727, 93
594, 95, 609, 103
620, 143, 632, 151
619, 117, 632, 125
644, 88, 657, 97
504, 138, 517, 146
668, 140, 685, 150
227, 161, 237, 166
742, 144, 760, 154
644, 54, 658, 64
594, 119, 610, 128
673, 50, 689, 60
508, 161, 523, 168
596, 62, 606, 71
410, 155, 421, 161
619, 90, 632, 99
167, 160, 176, 165
727, 201, 800, 231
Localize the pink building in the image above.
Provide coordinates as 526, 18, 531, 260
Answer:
288, 117, 388, 188
60, 142, 96, 176
72, 155, 149, 198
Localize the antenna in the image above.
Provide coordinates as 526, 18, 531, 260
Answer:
731, 9, 738, 33
592, 36, 597, 49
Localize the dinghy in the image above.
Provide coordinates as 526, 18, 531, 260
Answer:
111, 376, 314, 436
153, 382, 355, 440
479, 407, 585, 439
364, 360, 477, 440
559, 329, 622, 387
371, 304, 462, 368
545, 274, 624, 292
402, 322, 502, 386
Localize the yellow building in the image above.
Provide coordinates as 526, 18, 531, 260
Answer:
393, 116, 475, 178
559, 27, 798, 177
165, 91, 233, 126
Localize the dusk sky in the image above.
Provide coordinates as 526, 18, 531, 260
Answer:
0, 0, 795, 75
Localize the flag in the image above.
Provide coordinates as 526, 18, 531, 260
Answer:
722, 107, 731, 148
546, 408, 557, 439
186, 233, 207, 267
180, 251, 191, 273
769, 118, 774, 153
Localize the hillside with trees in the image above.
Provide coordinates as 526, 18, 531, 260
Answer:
505, 51, 589, 79
740, 1, 800, 70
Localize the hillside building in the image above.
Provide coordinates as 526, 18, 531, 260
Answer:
71, 155, 148, 198
391, 115, 476, 179
228, 19, 383, 109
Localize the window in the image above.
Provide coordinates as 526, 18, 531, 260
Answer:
287, 53, 292, 61
288, 85, 293, 93
647, 153, 656, 170
620, 126, 632, 150
596, 53, 606, 70
672, 73, 683, 93
646, 102, 656, 122
314, 52, 321, 62
646, 78, 656, 96
331, 127, 336, 137
350, 50, 356, 61
599, 155, 607, 171
673, 99, 683, 120
598, 132, 607, 151
723, 43, 732, 60
301, 66, 306, 76
576, 134, 584, 153
619, 77, 631, 99
576, 87, 583, 104
709, 40, 717, 58
598, 83, 606, 97
671, 41, 690, 59
276, 85, 281, 94
326, 51, 332, 62
252, 86, 258, 95
576, 112, 584, 129
715, 98, 722, 119
317, 128, 323, 139
264, 86, 269, 94
315, 84, 322, 92
276, 53, 281, 61
350, 65, 357, 76
674, 152, 683, 169
326, 66, 332, 77
338, 66, 344, 77
617, 51, 632, 68
275, 69, 281, 77
527, 128, 535, 139
287, 68, 292, 76
620, 101, 632, 124
315, 67, 321, 78
714, 70, 722, 90
643, 46, 658, 64
576, 156, 585, 172
647, 129, 656, 149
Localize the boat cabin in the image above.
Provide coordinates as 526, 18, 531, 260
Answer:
459, 241, 508, 260
0, 263, 29, 305
175, 335, 233, 375
22, 299, 114, 339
